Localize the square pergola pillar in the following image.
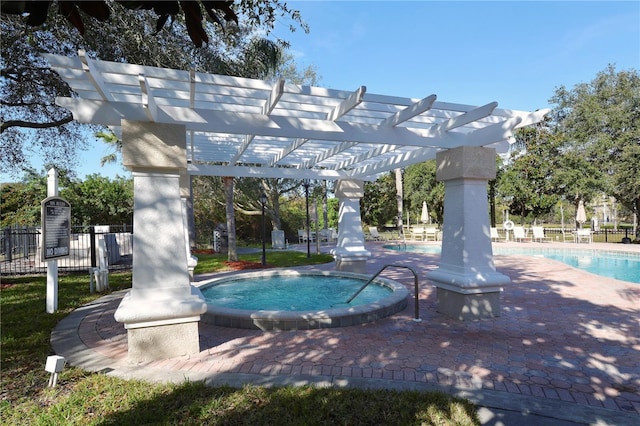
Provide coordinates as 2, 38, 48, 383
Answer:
114, 120, 206, 362
426, 146, 510, 320
331, 180, 371, 273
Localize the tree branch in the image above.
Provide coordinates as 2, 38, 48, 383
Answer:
1, 115, 73, 133
1, 100, 47, 107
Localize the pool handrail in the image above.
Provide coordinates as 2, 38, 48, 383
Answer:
345, 264, 421, 322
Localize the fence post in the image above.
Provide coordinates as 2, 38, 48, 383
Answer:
3, 227, 11, 262
605, 228, 608, 243
90, 226, 97, 268
22, 226, 29, 258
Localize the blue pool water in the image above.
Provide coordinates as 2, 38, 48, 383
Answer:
384, 244, 640, 284
201, 275, 392, 310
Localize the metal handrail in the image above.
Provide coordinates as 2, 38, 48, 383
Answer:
345, 264, 421, 322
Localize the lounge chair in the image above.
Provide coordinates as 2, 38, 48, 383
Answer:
368, 226, 382, 241
490, 227, 502, 242
531, 226, 552, 243
424, 226, 438, 241
512, 226, 531, 242
298, 229, 314, 243
575, 229, 592, 243
410, 226, 425, 241
561, 229, 574, 243
318, 228, 337, 242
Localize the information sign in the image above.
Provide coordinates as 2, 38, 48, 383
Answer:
41, 196, 71, 261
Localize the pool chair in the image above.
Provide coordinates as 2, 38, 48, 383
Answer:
490, 227, 502, 242
561, 229, 575, 243
512, 226, 531, 242
425, 226, 439, 241
575, 229, 592, 243
410, 226, 426, 241
298, 229, 314, 243
319, 228, 337, 242
531, 226, 552, 243
368, 226, 382, 241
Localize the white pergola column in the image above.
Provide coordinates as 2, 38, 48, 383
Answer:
331, 180, 371, 273
114, 120, 207, 362
180, 172, 198, 281
426, 146, 510, 320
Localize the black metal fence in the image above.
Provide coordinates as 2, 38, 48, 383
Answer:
1, 225, 133, 276
531, 227, 634, 244
2, 224, 635, 276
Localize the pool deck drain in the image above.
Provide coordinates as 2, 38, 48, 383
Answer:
52, 241, 640, 425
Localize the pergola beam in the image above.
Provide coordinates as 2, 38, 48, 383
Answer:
380, 94, 437, 127
229, 78, 285, 164
138, 74, 159, 122
329, 94, 438, 170
187, 163, 376, 181
79, 50, 113, 102
348, 116, 524, 179
430, 101, 498, 134
274, 86, 366, 168
324, 97, 494, 171
47, 52, 548, 183
57, 97, 521, 149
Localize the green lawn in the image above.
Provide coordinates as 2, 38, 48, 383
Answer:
0, 252, 479, 425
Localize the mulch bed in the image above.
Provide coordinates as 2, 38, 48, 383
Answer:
224, 260, 271, 270
191, 249, 271, 271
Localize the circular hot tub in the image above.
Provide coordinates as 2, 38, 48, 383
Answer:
197, 270, 409, 330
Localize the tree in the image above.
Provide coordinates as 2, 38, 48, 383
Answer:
0, 170, 133, 227
362, 173, 397, 227
496, 125, 561, 224
403, 161, 444, 226
548, 65, 640, 236
1, 0, 306, 177
1, 1, 306, 48
62, 174, 133, 226
0, 169, 49, 226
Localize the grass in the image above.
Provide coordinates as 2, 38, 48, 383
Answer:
0, 251, 479, 425
193, 250, 335, 274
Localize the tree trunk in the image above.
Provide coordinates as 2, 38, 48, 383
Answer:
489, 180, 496, 227
395, 168, 404, 236
269, 189, 281, 231
223, 176, 238, 261
322, 180, 329, 230
634, 198, 639, 240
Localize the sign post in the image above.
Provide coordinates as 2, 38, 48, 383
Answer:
42, 168, 71, 313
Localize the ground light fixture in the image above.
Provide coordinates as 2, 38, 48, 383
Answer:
260, 192, 267, 265
45, 355, 65, 387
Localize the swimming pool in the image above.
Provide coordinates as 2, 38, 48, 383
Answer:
384, 244, 640, 284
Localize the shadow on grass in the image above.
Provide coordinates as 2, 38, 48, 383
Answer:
93, 381, 479, 425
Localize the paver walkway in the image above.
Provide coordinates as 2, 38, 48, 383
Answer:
52, 242, 640, 425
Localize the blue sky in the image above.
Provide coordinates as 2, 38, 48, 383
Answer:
6, 0, 639, 181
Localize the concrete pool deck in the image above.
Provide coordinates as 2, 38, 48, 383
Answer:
51, 241, 640, 425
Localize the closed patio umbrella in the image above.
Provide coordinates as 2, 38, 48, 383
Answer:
576, 200, 587, 227
421, 201, 429, 224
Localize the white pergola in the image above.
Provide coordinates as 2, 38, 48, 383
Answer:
44, 51, 546, 182
45, 52, 548, 360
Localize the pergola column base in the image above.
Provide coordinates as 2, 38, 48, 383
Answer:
115, 287, 207, 363
127, 321, 200, 363
427, 267, 508, 321
335, 253, 370, 274
435, 287, 501, 321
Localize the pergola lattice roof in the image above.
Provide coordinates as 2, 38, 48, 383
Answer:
45, 52, 548, 181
